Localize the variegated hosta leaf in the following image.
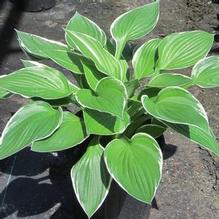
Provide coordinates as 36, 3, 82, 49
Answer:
22, 59, 97, 95
76, 77, 128, 118
104, 133, 163, 203
16, 30, 84, 74
133, 38, 161, 79
16, 30, 48, 58
157, 31, 214, 70
192, 56, 219, 88
148, 73, 192, 88
0, 65, 74, 99
141, 87, 219, 155
66, 31, 123, 80
21, 60, 79, 95
21, 60, 79, 94
0, 102, 62, 159
163, 122, 219, 156
65, 12, 107, 47
71, 137, 111, 218
31, 112, 88, 152
141, 86, 210, 133
83, 109, 130, 135
110, 1, 159, 59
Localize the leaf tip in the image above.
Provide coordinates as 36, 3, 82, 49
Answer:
140, 94, 149, 103
14, 28, 19, 34
75, 11, 81, 17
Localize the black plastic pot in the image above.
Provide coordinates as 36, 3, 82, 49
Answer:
10, 0, 56, 12
212, 0, 219, 4
102, 181, 151, 219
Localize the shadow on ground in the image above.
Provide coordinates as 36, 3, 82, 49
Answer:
0, 146, 91, 218
0, 132, 95, 218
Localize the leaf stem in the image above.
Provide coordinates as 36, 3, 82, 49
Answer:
113, 133, 120, 139
115, 39, 126, 60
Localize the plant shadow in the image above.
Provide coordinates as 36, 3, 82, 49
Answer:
0, 146, 104, 219
163, 144, 177, 160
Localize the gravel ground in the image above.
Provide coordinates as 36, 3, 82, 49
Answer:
0, 0, 219, 218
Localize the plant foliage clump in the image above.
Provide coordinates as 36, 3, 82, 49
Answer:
0, 0, 218, 217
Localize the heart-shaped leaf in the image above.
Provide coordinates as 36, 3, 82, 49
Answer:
76, 77, 127, 118
148, 73, 192, 88
66, 31, 122, 80
104, 133, 163, 203
71, 137, 111, 218
111, 1, 159, 59
65, 12, 107, 47
31, 112, 87, 152
16, 30, 85, 74
164, 122, 219, 156
0, 102, 62, 159
141, 88, 219, 155
0, 65, 73, 99
192, 56, 219, 88
157, 31, 214, 70
133, 38, 161, 79
141, 87, 210, 133
83, 109, 130, 135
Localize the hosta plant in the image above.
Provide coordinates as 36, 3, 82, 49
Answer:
0, 0, 219, 217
